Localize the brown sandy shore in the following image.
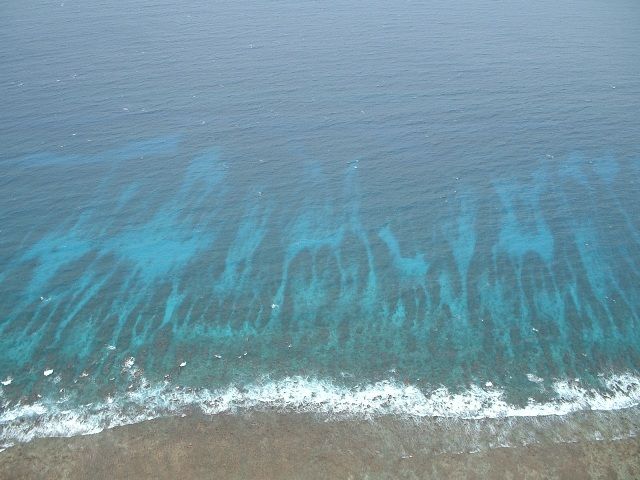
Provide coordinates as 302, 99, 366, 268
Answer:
1, 413, 639, 480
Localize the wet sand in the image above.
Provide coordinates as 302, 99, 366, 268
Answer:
1, 413, 639, 479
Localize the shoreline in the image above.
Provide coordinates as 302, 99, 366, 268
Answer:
2, 372, 640, 449
1, 412, 639, 479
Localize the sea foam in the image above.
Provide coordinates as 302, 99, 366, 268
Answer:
1, 373, 639, 449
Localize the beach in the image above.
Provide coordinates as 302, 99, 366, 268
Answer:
1, 412, 639, 479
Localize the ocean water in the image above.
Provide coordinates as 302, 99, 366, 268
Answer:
1, 0, 640, 448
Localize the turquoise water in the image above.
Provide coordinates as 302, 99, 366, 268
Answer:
1, 0, 640, 445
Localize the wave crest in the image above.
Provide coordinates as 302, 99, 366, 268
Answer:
1, 373, 640, 449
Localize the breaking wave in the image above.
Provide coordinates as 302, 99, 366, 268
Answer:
1, 372, 640, 450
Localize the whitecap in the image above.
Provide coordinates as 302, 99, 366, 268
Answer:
1, 372, 640, 448
527, 373, 543, 384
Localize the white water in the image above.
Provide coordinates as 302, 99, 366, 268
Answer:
1, 372, 639, 449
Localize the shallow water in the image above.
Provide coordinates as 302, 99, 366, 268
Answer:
2, 412, 640, 480
1, 0, 639, 447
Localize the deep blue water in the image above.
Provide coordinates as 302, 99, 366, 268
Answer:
1, 0, 640, 444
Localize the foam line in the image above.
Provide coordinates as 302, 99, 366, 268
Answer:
2, 373, 639, 448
